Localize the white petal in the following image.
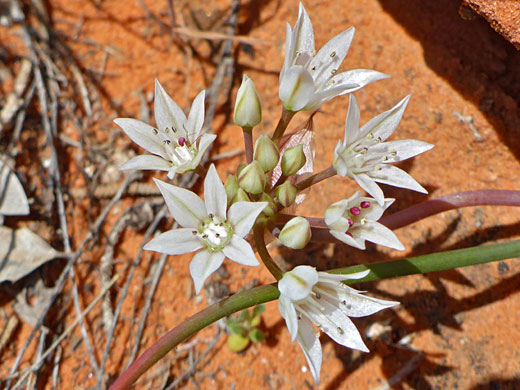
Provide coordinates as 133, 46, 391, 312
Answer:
324, 200, 349, 227
278, 295, 299, 341
187, 90, 205, 142
120, 155, 171, 172
222, 235, 259, 266
227, 201, 267, 237
317, 269, 371, 283
144, 228, 203, 255
296, 316, 322, 384
333, 141, 349, 176
114, 118, 167, 159
154, 79, 187, 137
370, 165, 428, 194
279, 66, 315, 112
293, 3, 315, 56
360, 197, 394, 221
310, 27, 354, 87
344, 94, 361, 145
370, 139, 434, 163
204, 164, 227, 219
352, 173, 385, 206
360, 95, 409, 141
336, 291, 399, 318
354, 221, 405, 250
154, 179, 206, 228
329, 69, 389, 96
189, 249, 225, 294
189, 133, 216, 170
305, 299, 369, 352
278, 265, 318, 301
281, 23, 293, 75
330, 230, 366, 250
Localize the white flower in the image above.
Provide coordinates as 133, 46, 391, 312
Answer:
278, 265, 398, 384
333, 94, 434, 205
144, 164, 267, 294
324, 191, 404, 250
279, 3, 388, 112
114, 80, 216, 179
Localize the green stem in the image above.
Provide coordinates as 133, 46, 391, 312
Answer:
109, 240, 520, 389
271, 108, 296, 144
296, 166, 336, 192
253, 225, 283, 280
242, 126, 253, 163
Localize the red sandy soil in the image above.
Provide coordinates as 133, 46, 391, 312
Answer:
1, 0, 520, 389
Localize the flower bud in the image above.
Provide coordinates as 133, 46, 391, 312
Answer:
238, 161, 266, 194
231, 188, 251, 205
259, 192, 277, 218
225, 174, 239, 207
281, 144, 306, 176
254, 135, 280, 172
234, 74, 262, 128
274, 182, 297, 208
278, 216, 311, 249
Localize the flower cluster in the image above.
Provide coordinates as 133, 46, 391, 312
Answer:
114, 2, 433, 385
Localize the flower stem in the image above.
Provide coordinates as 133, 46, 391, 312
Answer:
242, 126, 253, 163
254, 225, 284, 280
296, 166, 336, 192
271, 108, 296, 144
109, 239, 520, 390
380, 190, 520, 230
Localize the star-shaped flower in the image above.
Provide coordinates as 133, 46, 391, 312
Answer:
279, 3, 388, 112
114, 80, 216, 179
144, 164, 267, 294
278, 265, 398, 384
333, 94, 434, 205
324, 191, 404, 250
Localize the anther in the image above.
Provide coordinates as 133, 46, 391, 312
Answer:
382, 156, 389, 162
377, 137, 382, 142
163, 140, 171, 145
346, 232, 353, 237
215, 233, 220, 238
178, 137, 186, 147
152, 128, 159, 135
360, 148, 368, 155
375, 165, 382, 171
208, 213, 214, 218
328, 80, 335, 86
311, 50, 317, 56
330, 51, 336, 58
311, 66, 316, 71
347, 218, 354, 227
202, 234, 208, 239
192, 230, 197, 235
315, 292, 321, 299
337, 327, 344, 335
331, 68, 337, 75
349, 207, 361, 216
360, 218, 367, 225
360, 201, 371, 209
366, 133, 374, 140
390, 150, 397, 156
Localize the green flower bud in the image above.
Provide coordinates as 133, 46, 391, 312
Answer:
234, 74, 262, 128
254, 135, 280, 172
225, 175, 239, 207
259, 192, 277, 218
237, 163, 247, 177
232, 188, 251, 204
274, 182, 297, 208
238, 161, 266, 194
281, 144, 306, 176
278, 216, 311, 249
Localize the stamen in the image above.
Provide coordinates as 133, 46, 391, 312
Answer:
337, 327, 344, 335
315, 292, 321, 299
192, 230, 197, 235
311, 66, 316, 71
331, 68, 337, 75
382, 156, 389, 162
347, 218, 354, 227
360, 201, 371, 208
366, 133, 374, 140
208, 213, 214, 218
360, 148, 368, 155
390, 150, 397, 156
152, 128, 159, 135
330, 51, 336, 58
163, 140, 171, 145
349, 207, 361, 216
178, 137, 186, 146
374, 165, 382, 171
377, 137, 382, 142
165, 127, 170, 133
202, 234, 208, 239
311, 50, 317, 56
360, 218, 367, 225
346, 232, 353, 237
328, 80, 335, 86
